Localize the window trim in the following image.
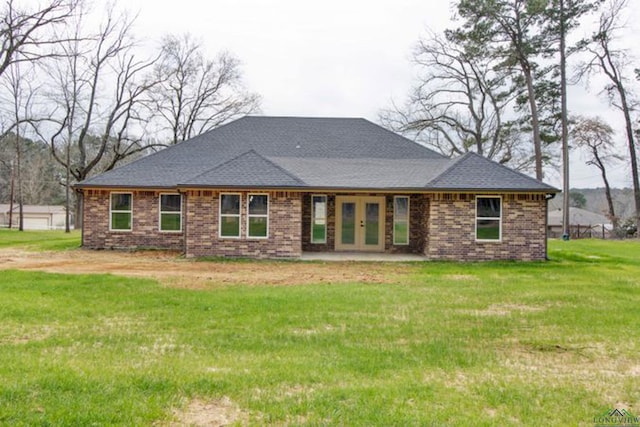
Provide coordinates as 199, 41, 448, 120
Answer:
475, 195, 502, 242
310, 194, 327, 244
109, 192, 133, 232
393, 195, 410, 245
247, 193, 269, 239
158, 193, 182, 233
219, 193, 242, 239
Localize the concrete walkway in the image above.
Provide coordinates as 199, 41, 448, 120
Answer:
300, 252, 427, 262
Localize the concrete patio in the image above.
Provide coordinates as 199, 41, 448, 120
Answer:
300, 252, 427, 262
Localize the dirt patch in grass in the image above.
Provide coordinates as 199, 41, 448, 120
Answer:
458, 303, 548, 317
0, 324, 57, 345
442, 274, 479, 281
0, 248, 412, 287
497, 341, 640, 407
164, 397, 248, 427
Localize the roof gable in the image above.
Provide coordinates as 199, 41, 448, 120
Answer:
427, 152, 557, 192
182, 150, 305, 187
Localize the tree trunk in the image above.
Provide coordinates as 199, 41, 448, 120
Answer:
8, 161, 14, 228
74, 190, 83, 230
15, 128, 23, 231
560, 0, 570, 240
64, 142, 71, 233
618, 86, 640, 237
601, 167, 617, 229
523, 65, 543, 180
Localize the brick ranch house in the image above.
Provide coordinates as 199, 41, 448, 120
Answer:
76, 116, 559, 261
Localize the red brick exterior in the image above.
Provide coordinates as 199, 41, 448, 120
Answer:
82, 190, 184, 250
82, 189, 548, 261
184, 190, 302, 258
425, 193, 548, 261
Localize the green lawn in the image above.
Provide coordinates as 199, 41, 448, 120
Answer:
0, 229, 81, 251
0, 232, 639, 425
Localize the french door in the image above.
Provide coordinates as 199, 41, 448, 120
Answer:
335, 196, 385, 252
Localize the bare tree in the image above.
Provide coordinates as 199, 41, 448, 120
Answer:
576, 0, 640, 235
379, 32, 534, 168
38, 4, 159, 229
0, 0, 76, 228
148, 33, 261, 145
0, 61, 40, 230
0, 0, 78, 78
570, 116, 622, 227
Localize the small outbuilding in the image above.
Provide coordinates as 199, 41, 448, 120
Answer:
0, 204, 68, 230
547, 207, 612, 239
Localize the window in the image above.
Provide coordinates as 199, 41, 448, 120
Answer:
476, 196, 501, 241
311, 195, 327, 243
159, 194, 182, 232
393, 196, 410, 245
110, 193, 132, 231
220, 194, 241, 238
247, 194, 268, 238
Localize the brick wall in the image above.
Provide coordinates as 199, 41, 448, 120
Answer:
426, 193, 547, 261
83, 189, 547, 261
82, 189, 184, 250
185, 190, 302, 258
383, 194, 429, 254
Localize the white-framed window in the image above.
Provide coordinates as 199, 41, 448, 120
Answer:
311, 195, 327, 244
393, 196, 410, 245
247, 194, 269, 239
110, 192, 132, 231
476, 196, 502, 241
220, 193, 241, 238
159, 193, 182, 232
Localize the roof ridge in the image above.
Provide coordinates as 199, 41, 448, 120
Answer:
362, 118, 446, 159
179, 149, 258, 184
252, 153, 307, 185
424, 152, 471, 186
179, 115, 252, 145
426, 151, 558, 191
179, 149, 306, 186
462, 152, 555, 188
244, 115, 366, 120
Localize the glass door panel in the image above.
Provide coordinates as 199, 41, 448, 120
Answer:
364, 202, 379, 246
335, 196, 385, 252
341, 202, 356, 245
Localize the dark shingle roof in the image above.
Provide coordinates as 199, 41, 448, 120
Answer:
77, 116, 558, 192
183, 150, 305, 187
267, 157, 450, 189
427, 152, 558, 192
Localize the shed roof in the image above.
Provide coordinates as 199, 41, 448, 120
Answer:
0, 204, 66, 214
548, 207, 611, 226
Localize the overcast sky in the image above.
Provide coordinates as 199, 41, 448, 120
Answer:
125, 0, 640, 189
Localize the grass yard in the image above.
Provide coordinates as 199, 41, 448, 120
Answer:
0, 230, 639, 425
0, 229, 80, 251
